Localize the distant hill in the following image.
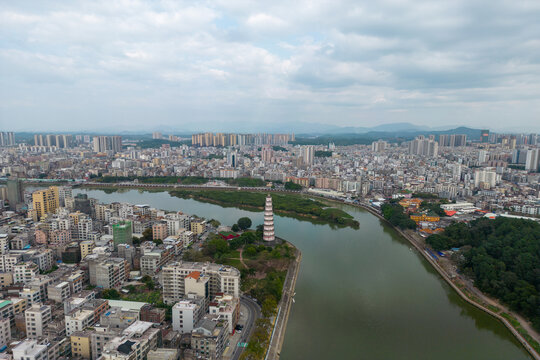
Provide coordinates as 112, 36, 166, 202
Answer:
293, 126, 483, 145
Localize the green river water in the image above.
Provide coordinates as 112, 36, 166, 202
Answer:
76, 188, 531, 360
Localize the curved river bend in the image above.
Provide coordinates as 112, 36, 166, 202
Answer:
77, 189, 531, 360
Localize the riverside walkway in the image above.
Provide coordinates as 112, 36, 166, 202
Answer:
265, 244, 302, 360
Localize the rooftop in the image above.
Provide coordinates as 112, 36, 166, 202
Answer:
107, 300, 148, 312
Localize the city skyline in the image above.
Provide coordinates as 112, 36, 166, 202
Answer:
1, 1, 540, 132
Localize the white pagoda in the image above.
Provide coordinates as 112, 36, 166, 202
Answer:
263, 194, 275, 242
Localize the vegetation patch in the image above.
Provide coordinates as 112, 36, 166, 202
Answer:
381, 202, 417, 229
427, 217, 540, 332
225, 177, 266, 187
169, 190, 359, 228
314, 150, 332, 157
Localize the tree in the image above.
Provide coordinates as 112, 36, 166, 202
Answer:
256, 224, 264, 239
426, 217, 540, 331
237, 217, 252, 230
142, 228, 153, 241
245, 245, 257, 257
203, 238, 229, 258
153, 238, 163, 245
102, 288, 120, 299
231, 224, 240, 232
262, 297, 278, 317
284, 181, 302, 190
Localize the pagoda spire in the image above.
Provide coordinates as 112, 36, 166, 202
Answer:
263, 194, 275, 242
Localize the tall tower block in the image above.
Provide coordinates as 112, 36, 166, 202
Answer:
263, 195, 275, 242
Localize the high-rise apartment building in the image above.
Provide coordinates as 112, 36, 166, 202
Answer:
300, 145, 314, 166
481, 129, 490, 143
7, 178, 24, 211
227, 149, 238, 168
439, 134, 467, 147
92, 135, 122, 153
409, 136, 438, 157
261, 146, 273, 163
191, 132, 293, 146
371, 140, 387, 152
33, 133, 72, 148
57, 186, 73, 207
31, 187, 59, 221
0, 132, 15, 146
525, 148, 540, 172
474, 169, 498, 188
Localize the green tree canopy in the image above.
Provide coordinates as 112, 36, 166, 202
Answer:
237, 217, 252, 230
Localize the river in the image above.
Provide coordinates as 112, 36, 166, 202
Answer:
75, 188, 531, 360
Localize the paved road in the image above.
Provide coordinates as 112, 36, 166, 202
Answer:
231, 296, 261, 360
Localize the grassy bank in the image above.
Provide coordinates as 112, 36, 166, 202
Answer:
169, 189, 359, 228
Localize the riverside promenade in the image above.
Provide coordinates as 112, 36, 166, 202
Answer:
265, 242, 302, 360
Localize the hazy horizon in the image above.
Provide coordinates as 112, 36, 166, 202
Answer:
1, 0, 540, 132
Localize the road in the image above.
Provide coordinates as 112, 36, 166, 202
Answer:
231, 296, 261, 360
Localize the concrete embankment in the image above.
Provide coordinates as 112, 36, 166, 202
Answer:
265, 242, 302, 360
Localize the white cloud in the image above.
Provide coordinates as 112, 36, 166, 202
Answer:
246, 13, 287, 30
0, 0, 539, 131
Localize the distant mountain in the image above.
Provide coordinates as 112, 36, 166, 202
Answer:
12, 123, 483, 139
293, 126, 484, 145
294, 122, 478, 136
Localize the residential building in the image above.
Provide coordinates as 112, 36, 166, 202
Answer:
0, 300, 14, 324
93, 136, 122, 153
190, 219, 206, 235
152, 223, 167, 241
0, 318, 11, 348
6, 178, 24, 211
209, 293, 240, 334
12, 340, 49, 360
147, 349, 178, 360
47, 281, 71, 303
65, 308, 95, 336
25, 304, 52, 338
71, 331, 92, 359
88, 257, 129, 289
31, 187, 59, 221
80, 240, 95, 259
162, 261, 240, 304
98, 321, 159, 360
14, 262, 39, 284
172, 296, 206, 334
139, 305, 165, 324
190, 316, 228, 360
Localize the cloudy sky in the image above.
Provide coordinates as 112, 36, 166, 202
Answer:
1, 0, 539, 133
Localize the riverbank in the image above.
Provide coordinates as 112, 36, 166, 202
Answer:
351, 201, 540, 360
265, 242, 302, 360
